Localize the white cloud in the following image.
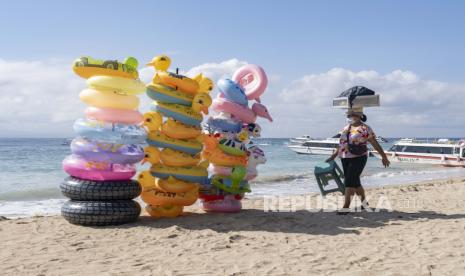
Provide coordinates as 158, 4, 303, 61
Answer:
186, 59, 248, 82
0, 59, 86, 137
1, 58, 463, 138
0, 58, 247, 137
277, 68, 465, 137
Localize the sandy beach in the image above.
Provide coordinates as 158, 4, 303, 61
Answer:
1, 177, 465, 276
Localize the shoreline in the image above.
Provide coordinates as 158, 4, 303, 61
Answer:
2, 175, 465, 220
1, 177, 465, 275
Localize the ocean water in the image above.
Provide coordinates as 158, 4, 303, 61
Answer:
1, 138, 465, 218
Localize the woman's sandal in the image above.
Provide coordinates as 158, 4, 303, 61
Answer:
337, 208, 351, 215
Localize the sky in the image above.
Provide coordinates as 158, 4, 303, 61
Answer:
0, 0, 464, 138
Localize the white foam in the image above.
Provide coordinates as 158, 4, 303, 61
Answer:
0, 199, 65, 219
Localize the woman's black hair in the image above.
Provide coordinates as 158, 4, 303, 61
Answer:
361, 114, 367, 122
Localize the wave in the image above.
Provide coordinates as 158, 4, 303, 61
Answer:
251, 173, 312, 184
0, 199, 65, 218
0, 187, 62, 201
363, 167, 465, 179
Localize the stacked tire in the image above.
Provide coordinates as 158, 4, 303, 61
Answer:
60, 56, 146, 226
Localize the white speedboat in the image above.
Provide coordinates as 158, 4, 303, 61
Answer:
289, 135, 312, 144
288, 137, 339, 155
372, 138, 465, 167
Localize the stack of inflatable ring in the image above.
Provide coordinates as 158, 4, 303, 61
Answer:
60, 56, 146, 226
138, 55, 213, 218
201, 64, 273, 212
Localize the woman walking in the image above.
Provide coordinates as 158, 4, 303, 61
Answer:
326, 108, 390, 214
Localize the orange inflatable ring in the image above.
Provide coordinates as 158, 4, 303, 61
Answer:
160, 148, 201, 167
155, 72, 199, 95
145, 204, 183, 218
161, 119, 202, 139
141, 186, 199, 206
155, 176, 198, 193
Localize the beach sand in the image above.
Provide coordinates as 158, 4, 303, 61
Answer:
1, 178, 465, 276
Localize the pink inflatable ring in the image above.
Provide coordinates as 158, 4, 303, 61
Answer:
212, 98, 256, 124
232, 64, 268, 101
62, 154, 136, 181
85, 107, 143, 124
201, 196, 242, 213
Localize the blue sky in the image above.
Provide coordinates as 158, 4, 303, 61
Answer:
1, 1, 464, 137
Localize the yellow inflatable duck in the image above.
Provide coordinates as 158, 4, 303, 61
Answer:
191, 93, 212, 115
146, 55, 213, 96
194, 74, 214, 94
161, 119, 202, 139
137, 170, 157, 191
141, 185, 199, 206
155, 176, 198, 193
141, 146, 161, 165
142, 146, 202, 167
142, 111, 163, 132
160, 148, 201, 167
146, 55, 171, 71
145, 204, 183, 218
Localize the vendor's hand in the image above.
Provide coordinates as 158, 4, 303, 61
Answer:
382, 156, 390, 167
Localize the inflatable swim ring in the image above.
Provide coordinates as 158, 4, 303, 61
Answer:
145, 204, 184, 218
85, 107, 143, 124
217, 79, 248, 106
73, 118, 147, 144
160, 148, 201, 167
62, 154, 136, 181
150, 164, 208, 184
71, 137, 144, 164
218, 138, 247, 156
141, 186, 199, 206
199, 185, 244, 201
79, 88, 140, 110
147, 130, 202, 155
202, 134, 248, 167
211, 175, 250, 194
201, 196, 242, 213
73, 56, 139, 79
87, 76, 145, 96
206, 117, 242, 133
152, 102, 202, 126
142, 146, 201, 167
232, 64, 268, 101
146, 83, 193, 106
161, 119, 201, 140
155, 176, 198, 193
153, 72, 199, 95
212, 98, 256, 124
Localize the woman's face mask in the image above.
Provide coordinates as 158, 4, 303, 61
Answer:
346, 115, 361, 124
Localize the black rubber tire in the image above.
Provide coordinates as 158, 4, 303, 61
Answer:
61, 200, 141, 226
60, 177, 141, 200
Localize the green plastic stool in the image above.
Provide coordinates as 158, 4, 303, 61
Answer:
314, 160, 345, 196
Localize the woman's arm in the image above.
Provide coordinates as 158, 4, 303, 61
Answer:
368, 136, 390, 167
325, 146, 339, 163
